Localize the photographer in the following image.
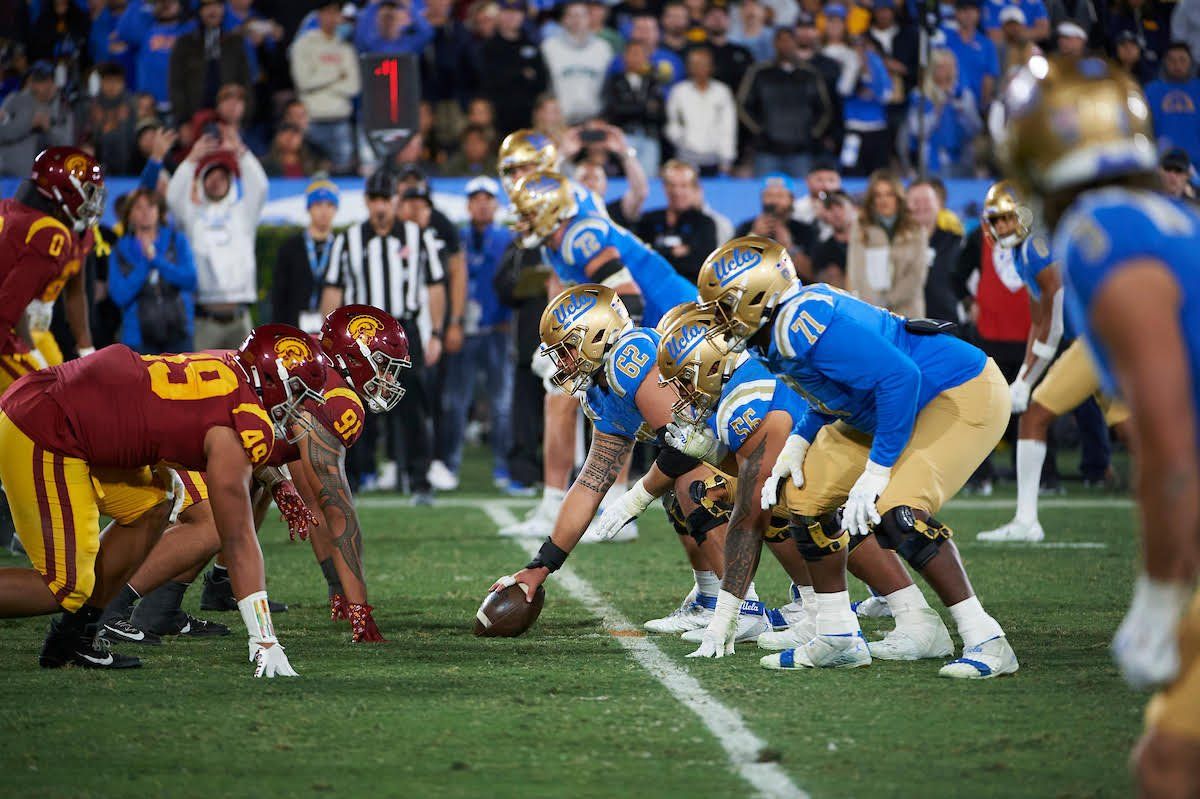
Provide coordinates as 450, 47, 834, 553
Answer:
635, 160, 717, 282
734, 173, 817, 279
108, 188, 197, 354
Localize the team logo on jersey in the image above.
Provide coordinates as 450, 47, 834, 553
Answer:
664, 322, 710, 363
713, 247, 763, 286
552, 291, 598, 330
347, 314, 382, 342
274, 336, 314, 368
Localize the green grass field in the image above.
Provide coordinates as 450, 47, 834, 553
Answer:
0, 449, 1147, 799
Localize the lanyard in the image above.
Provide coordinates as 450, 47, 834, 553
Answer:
304, 232, 332, 309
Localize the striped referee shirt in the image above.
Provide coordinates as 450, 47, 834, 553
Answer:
322, 219, 446, 319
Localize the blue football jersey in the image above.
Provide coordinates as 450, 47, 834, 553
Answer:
541, 213, 696, 328
1056, 188, 1200, 415
572, 181, 607, 219
1012, 232, 1055, 300
705, 355, 810, 453
581, 327, 660, 441
762, 284, 987, 467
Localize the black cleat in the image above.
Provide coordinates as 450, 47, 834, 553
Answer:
159, 613, 230, 638
99, 617, 162, 646
200, 570, 288, 613
39, 619, 142, 670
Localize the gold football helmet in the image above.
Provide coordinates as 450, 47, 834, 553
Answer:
654, 301, 700, 336
656, 305, 743, 425
499, 129, 560, 195
511, 171, 578, 247
1001, 55, 1157, 196
981, 180, 1034, 248
695, 235, 798, 350
539, 284, 632, 394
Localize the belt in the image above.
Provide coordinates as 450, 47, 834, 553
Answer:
196, 306, 248, 323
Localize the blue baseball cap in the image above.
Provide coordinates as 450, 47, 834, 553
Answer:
824, 3, 848, 19
465, 175, 501, 198
306, 178, 339, 208
761, 173, 795, 194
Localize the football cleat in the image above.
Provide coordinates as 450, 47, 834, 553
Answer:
757, 616, 817, 651
938, 635, 1020, 679
498, 493, 561, 538
976, 519, 1045, 543
99, 617, 161, 646
767, 586, 808, 630
376, 460, 399, 491
161, 613, 230, 638
40, 620, 142, 670
644, 587, 713, 633
427, 460, 459, 492
681, 601, 769, 644
867, 608, 954, 660
759, 632, 872, 670
852, 594, 893, 618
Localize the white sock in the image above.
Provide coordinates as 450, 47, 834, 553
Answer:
883, 584, 929, 615
799, 585, 817, 607
745, 581, 759, 602
1015, 439, 1046, 525
815, 590, 860, 636
947, 595, 1004, 648
693, 570, 721, 597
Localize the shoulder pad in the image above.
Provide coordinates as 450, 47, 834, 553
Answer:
22, 215, 73, 261
231, 403, 276, 467
604, 329, 658, 398
318, 386, 366, 448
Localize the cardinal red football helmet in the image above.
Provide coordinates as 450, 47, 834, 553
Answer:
235, 324, 328, 442
31, 146, 106, 233
319, 305, 411, 413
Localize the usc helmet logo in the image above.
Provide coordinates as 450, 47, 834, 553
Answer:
64, 154, 90, 177
347, 314, 382, 342
274, 336, 314, 368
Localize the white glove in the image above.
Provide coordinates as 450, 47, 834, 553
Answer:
1009, 379, 1031, 414
664, 421, 725, 465
761, 434, 810, 510
250, 641, 299, 678
593, 479, 655, 541
28, 348, 48, 370
1111, 575, 1192, 689
843, 460, 891, 536
158, 466, 186, 524
686, 591, 740, 658
25, 299, 53, 333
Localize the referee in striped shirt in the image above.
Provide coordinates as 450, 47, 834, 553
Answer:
320, 169, 447, 503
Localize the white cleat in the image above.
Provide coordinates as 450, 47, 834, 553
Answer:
579, 519, 639, 543
938, 635, 1020, 679
426, 460, 459, 492
644, 593, 713, 634
760, 632, 872, 670
867, 608, 955, 660
680, 610, 769, 644
498, 495, 560, 538
976, 520, 1045, 543
376, 460, 399, 491
757, 615, 817, 651
767, 593, 808, 630
853, 595, 893, 618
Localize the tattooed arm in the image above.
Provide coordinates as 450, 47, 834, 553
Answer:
721, 412, 792, 600
298, 413, 367, 592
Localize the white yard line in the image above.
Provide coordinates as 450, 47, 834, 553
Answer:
354, 495, 1136, 511
478, 500, 808, 799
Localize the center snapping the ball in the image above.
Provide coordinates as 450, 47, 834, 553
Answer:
474, 583, 545, 637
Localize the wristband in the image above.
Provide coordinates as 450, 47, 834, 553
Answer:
238, 590, 278, 643
526, 537, 569, 572
1031, 340, 1057, 360
77, 346, 95, 357
431, 329, 443, 339
451, 316, 466, 327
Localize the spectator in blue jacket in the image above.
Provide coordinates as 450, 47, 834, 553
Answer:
355, 0, 434, 55
109, 187, 197, 353
430, 176, 514, 491
1145, 42, 1200, 166
115, 0, 194, 112
905, 47, 982, 176
843, 35, 894, 176
940, 0, 999, 109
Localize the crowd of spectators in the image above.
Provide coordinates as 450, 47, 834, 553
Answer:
2, 0, 1198, 181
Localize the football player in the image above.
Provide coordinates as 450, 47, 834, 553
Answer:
99, 305, 411, 645
498, 129, 607, 221
677, 235, 1018, 678
490, 286, 814, 642
654, 303, 957, 668
1003, 54, 1200, 797
500, 170, 696, 542
0, 146, 102, 392
976, 181, 1131, 543
0, 325, 326, 676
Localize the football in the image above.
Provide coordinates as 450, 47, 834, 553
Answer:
474, 583, 546, 637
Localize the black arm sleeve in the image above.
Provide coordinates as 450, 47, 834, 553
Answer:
653, 428, 702, 478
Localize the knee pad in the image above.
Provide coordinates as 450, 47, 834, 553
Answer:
662, 491, 691, 537
788, 514, 849, 561
763, 513, 791, 544
823, 509, 870, 553
875, 506, 953, 571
